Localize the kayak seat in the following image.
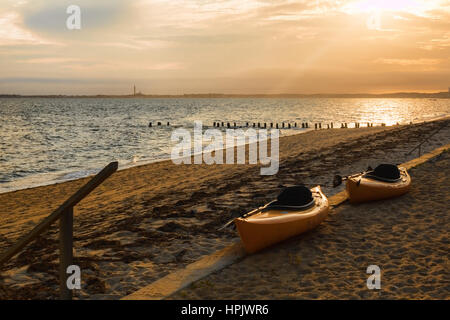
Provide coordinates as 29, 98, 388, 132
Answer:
265, 186, 315, 211
364, 164, 401, 183
263, 199, 315, 211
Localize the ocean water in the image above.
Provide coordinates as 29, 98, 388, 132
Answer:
0, 97, 449, 193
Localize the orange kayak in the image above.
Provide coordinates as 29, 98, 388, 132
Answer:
346, 167, 411, 203
234, 186, 329, 254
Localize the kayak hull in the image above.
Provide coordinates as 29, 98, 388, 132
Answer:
346, 167, 411, 203
234, 186, 329, 254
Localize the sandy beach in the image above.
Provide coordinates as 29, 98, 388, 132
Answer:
172, 148, 450, 299
0, 118, 449, 299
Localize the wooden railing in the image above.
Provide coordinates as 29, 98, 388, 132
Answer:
0, 161, 118, 300
406, 120, 448, 157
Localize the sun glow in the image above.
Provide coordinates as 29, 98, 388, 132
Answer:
343, 0, 428, 14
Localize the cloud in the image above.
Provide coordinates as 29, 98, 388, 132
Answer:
18, 57, 82, 64
21, 0, 130, 36
0, 76, 92, 84
374, 58, 442, 66
0, 11, 49, 45
144, 62, 184, 71
0, 0, 449, 94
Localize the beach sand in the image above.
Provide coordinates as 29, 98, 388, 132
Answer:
172, 149, 450, 299
0, 118, 449, 299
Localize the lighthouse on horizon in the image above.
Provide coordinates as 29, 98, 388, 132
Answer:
133, 85, 136, 96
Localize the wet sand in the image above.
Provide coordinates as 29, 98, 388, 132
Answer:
0, 118, 449, 299
172, 149, 450, 299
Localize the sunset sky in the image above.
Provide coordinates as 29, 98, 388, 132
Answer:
0, 0, 449, 95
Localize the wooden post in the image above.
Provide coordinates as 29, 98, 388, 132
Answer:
59, 207, 73, 300
0, 161, 118, 302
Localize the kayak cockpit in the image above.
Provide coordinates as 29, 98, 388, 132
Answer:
363, 167, 408, 184
263, 198, 316, 212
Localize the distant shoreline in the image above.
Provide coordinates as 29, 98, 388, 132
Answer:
1, 92, 450, 99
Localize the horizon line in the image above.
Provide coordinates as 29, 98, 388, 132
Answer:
1, 91, 450, 98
